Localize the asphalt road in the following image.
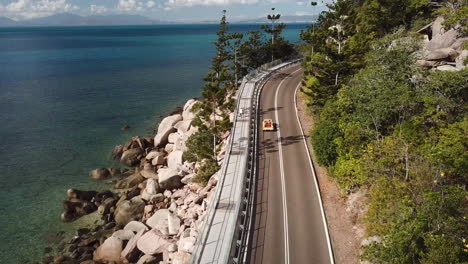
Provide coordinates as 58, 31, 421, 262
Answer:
248, 64, 334, 264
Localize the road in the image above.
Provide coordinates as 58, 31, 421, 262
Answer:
248, 64, 334, 264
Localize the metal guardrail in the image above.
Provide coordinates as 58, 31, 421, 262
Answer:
191, 59, 301, 264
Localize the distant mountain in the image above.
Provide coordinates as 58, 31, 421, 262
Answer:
0, 13, 164, 27
0, 17, 19, 27
238, 15, 318, 24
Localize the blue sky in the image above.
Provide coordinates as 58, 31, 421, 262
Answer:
0, 0, 331, 22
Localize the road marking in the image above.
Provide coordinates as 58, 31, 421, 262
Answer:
274, 67, 302, 264
293, 81, 336, 264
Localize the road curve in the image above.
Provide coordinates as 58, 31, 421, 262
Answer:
248, 64, 334, 264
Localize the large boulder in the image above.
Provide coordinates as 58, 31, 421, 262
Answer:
424, 48, 458, 61
178, 236, 196, 253
145, 151, 163, 160
154, 114, 182, 147
456, 50, 468, 70
152, 155, 165, 166
121, 148, 144, 166
124, 221, 149, 233
114, 196, 145, 227
136, 229, 171, 255
121, 229, 145, 263
158, 168, 182, 190
167, 151, 184, 170
146, 209, 181, 235
426, 17, 459, 51
112, 229, 135, 241
114, 171, 145, 189
140, 169, 158, 179
141, 178, 164, 202
174, 120, 192, 134
90, 168, 111, 180
168, 132, 181, 144
93, 237, 123, 263
172, 252, 192, 264
182, 99, 198, 121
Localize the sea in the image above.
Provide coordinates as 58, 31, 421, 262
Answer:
0, 23, 307, 263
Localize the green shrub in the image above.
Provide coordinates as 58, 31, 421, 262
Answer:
194, 159, 220, 184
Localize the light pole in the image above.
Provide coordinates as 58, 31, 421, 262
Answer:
267, 8, 281, 62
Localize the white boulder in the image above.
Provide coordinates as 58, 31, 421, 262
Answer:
124, 221, 149, 233
137, 229, 171, 255
146, 209, 181, 235
182, 99, 198, 121
154, 114, 182, 147
167, 150, 184, 170
93, 237, 123, 263
158, 167, 182, 190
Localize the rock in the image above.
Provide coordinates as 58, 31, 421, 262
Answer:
124, 221, 149, 233
136, 255, 160, 264
182, 99, 198, 121
167, 243, 177, 252
151, 155, 165, 166
154, 114, 182, 147
158, 168, 182, 190
112, 229, 135, 241
114, 171, 145, 189
140, 169, 158, 179
181, 173, 195, 185
436, 65, 459, 71
174, 120, 192, 134
168, 132, 180, 144
114, 196, 145, 227
112, 145, 124, 160
172, 252, 191, 264
97, 197, 117, 216
61, 200, 97, 222
93, 237, 123, 263
165, 143, 175, 153
136, 229, 171, 255
167, 150, 184, 170
146, 209, 181, 235
121, 148, 144, 166
90, 168, 111, 180
450, 37, 468, 51
145, 151, 163, 160
361, 236, 383, 247
121, 124, 130, 130
121, 229, 145, 263
456, 50, 468, 69
67, 189, 97, 201
141, 178, 164, 203
426, 17, 459, 51
178, 236, 196, 253
416, 59, 438, 67
424, 48, 458, 61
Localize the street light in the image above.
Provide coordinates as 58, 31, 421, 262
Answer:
267, 8, 281, 62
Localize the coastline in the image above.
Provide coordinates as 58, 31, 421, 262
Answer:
44, 98, 231, 264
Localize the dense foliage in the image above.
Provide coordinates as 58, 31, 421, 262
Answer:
301, 0, 467, 262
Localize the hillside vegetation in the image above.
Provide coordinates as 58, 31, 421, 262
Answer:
300, 0, 467, 263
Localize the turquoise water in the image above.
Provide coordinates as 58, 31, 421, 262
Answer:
0, 24, 306, 263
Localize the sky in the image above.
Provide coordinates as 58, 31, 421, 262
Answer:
0, 0, 332, 22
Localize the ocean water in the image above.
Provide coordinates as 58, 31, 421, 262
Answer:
0, 23, 306, 263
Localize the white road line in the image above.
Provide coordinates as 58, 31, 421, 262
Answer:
293, 82, 335, 264
273, 67, 302, 264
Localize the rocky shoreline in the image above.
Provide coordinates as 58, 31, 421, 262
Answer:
44, 98, 230, 264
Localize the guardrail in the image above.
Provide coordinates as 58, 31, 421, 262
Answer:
191, 58, 301, 264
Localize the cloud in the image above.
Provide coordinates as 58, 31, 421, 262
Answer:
1, 0, 79, 19
90, 4, 107, 14
146, 1, 156, 8
166, 0, 259, 7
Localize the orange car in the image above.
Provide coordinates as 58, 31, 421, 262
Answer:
262, 119, 275, 131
